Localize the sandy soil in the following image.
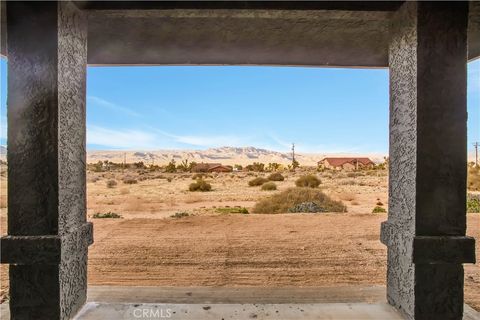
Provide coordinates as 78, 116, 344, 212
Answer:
86, 213, 479, 310
0, 168, 479, 311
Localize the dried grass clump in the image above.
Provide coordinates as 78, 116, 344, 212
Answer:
295, 175, 321, 188
261, 182, 277, 191
123, 177, 138, 184
106, 179, 117, 188
253, 187, 346, 214
248, 177, 269, 187
468, 166, 480, 191
268, 172, 285, 181
189, 179, 212, 192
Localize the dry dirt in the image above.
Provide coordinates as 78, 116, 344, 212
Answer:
0, 168, 479, 311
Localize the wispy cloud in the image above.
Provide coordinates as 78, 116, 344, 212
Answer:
87, 124, 251, 150
87, 125, 158, 149
266, 132, 292, 151
87, 96, 142, 118
151, 127, 246, 148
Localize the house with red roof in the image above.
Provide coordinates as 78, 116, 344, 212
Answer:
318, 157, 374, 171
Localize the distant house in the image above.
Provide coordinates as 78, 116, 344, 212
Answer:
318, 157, 375, 171
208, 165, 233, 173
191, 162, 222, 173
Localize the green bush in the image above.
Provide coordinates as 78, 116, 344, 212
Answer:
248, 177, 269, 186
216, 207, 249, 214
253, 187, 346, 214
261, 182, 277, 191
171, 211, 190, 218
93, 212, 122, 219
189, 179, 212, 192
467, 194, 480, 213
268, 172, 285, 181
295, 175, 321, 188
372, 206, 387, 213
106, 179, 117, 188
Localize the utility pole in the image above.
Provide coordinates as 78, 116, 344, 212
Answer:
292, 143, 295, 163
474, 142, 479, 167
123, 152, 126, 173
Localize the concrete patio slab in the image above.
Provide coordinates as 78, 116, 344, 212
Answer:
2, 285, 479, 319
73, 302, 403, 320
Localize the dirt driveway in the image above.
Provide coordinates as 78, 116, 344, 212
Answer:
87, 213, 480, 310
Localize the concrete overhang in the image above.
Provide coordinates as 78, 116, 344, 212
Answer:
1, 1, 479, 66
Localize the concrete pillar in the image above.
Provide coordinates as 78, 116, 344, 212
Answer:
0, 2, 92, 319
381, 2, 475, 319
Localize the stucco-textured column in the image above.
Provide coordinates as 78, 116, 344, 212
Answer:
0, 2, 92, 319
381, 2, 475, 320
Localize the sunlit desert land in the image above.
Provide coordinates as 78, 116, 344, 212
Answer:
0, 147, 479, 310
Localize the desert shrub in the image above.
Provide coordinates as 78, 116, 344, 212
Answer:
268, 172, 285, 181
376, 201, 384, 206
295, 175, 321, 188
248, 177, 269, 187
216, 207, 249, 214
245, 162, 265, 172
467, 193, 480, 213
253, 187, 346, 214
123, 177, 138, 184
106, 179, 117, 188
164, 159, 177, 173
171, 211, 190, 218
92, 212, 122, 219
468, 166, 480, 191
167, 177, 172, 182
261, 182, 277, 191
372, 206, 387, 213
189, 179, 212, 192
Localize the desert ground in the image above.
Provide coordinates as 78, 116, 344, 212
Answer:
0, 165, 479, 311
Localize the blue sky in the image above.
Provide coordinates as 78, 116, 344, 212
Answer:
1, 58, 479, 154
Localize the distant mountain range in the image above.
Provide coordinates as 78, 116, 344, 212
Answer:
87, 146, 387, 166
3, 144, 480, 166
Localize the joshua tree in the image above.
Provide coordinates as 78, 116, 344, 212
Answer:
165, 159, 177, 173
177, 159, 190, 172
